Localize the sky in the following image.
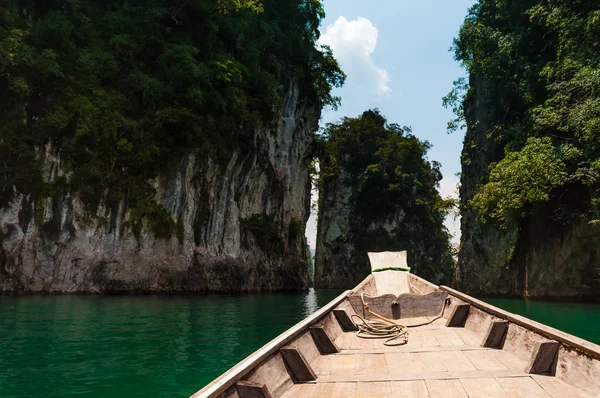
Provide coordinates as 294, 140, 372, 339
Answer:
305, 0, 476, 249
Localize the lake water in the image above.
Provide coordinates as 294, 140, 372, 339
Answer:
1, 291, 599, 397
482, 297, 600, 345
0, 289, 341, 398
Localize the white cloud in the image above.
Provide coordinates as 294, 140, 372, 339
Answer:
438, 175, 461, 247
319, 16, 391, 96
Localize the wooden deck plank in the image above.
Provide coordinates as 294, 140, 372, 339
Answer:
531, 375, 591, 398
418, 330, 441, 347
496, 377, 551, 398
339, 345, 486, 355
311, 356, 331, 375
411, 352, 448, 372
433, 330, 454, 346
437, 351, 477, 372
385, 352, 415, 373
390, 380, 429, 397
492, 350, 527, 371
329, 355, 357, 375
280, 383, 316, 398
454, 329, 482, 346
356, 381, 392, 398
464, 350, 508, 371
356, 354, 388, 375
459, 377, 509, 398
426, 379, 468, 398
335, 333, 354, 350
312, 370, 527, 383
445, 329, 467, 346
352, 336, 375, 350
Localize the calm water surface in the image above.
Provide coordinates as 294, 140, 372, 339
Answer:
482, 298, 600, 345
0, 289, 342, 398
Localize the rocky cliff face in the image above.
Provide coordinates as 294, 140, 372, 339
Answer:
314, 111, 454, 289
0, 82, 317, 294
456, 75, 600, 300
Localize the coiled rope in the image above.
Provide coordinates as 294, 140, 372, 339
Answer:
350, 293, 445, 346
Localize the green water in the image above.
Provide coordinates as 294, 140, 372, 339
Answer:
0, 289, 341, 398
482, 298, 600, 345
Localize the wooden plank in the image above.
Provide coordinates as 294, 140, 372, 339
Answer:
356, 381, 392, 398
418, 330, 441, 347
280, 383, 316, 398
311, 356, 331, 375
236, 381, 272, 398
334, 332, 354, 350
351, 336, 374, 350
312, 370, 528, 383
482, 321, 509, 348
445, 329, 467, 346
310, 327, 340, 355
459, 377, 509, 398
437, 351, 477, 372
554, 345, 600, 397
192, 290, 351, 398
446, 304, 471, 327
491, 350, 527, 372
334, 309, 359, 332
339, 345, 487, 355
280, 348, 316, 382
356, 354, 388, 375
464, 350, 508, 371
385, 352, 415, 373
328, 382, 357, 397
329, 355, 357, 375
496, 376, 552, 398
433, 329, 453, 346
525, 341, 559, 375
531, 375, 591, 398
454, 328, 482, 346
390, 380, 429, 398
440, 286, 600, 360
426, 379, 468, 398
411, 352, 447, 372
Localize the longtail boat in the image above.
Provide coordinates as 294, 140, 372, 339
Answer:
192, 251, 599, 398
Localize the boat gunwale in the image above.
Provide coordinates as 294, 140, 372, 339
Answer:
190, 289, 352, 398
441, 285, 600, 359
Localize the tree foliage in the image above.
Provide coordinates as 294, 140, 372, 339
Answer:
318, 110, 455, 282
447, 0, 600, 226
0, 0, 345, 219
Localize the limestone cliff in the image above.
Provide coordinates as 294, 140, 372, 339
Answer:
315, 111, 454, 289
0, 82, 317, 293
456, 73, 600, 300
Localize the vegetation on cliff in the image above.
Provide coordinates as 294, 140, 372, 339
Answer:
446, 0, 600, 229
315, 110, 455, 287
0, 0, 344, 230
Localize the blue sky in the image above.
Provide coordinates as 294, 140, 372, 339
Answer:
306, 0, 476, 248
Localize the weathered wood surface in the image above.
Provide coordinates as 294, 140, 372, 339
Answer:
440, 286, 600, 359
352, 274, 378, 296
526, 341, 560, 374
313, 370, 528, 383
407, 274, 439, 294
348, 292, 448, 319
310, 327, 340, 354
194, 278, 599, 398
280, 348, 316, 382
235, 381, 272, 398
446, 304, 470, 327
190, 290, 351, 398
333, 309, 359, 332
481, 321, 509, 348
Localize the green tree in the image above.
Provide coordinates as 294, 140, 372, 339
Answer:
0, 0, 345, 232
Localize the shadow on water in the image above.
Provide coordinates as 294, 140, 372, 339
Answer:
0, 289, 342, 398
481, 297, 600, 345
